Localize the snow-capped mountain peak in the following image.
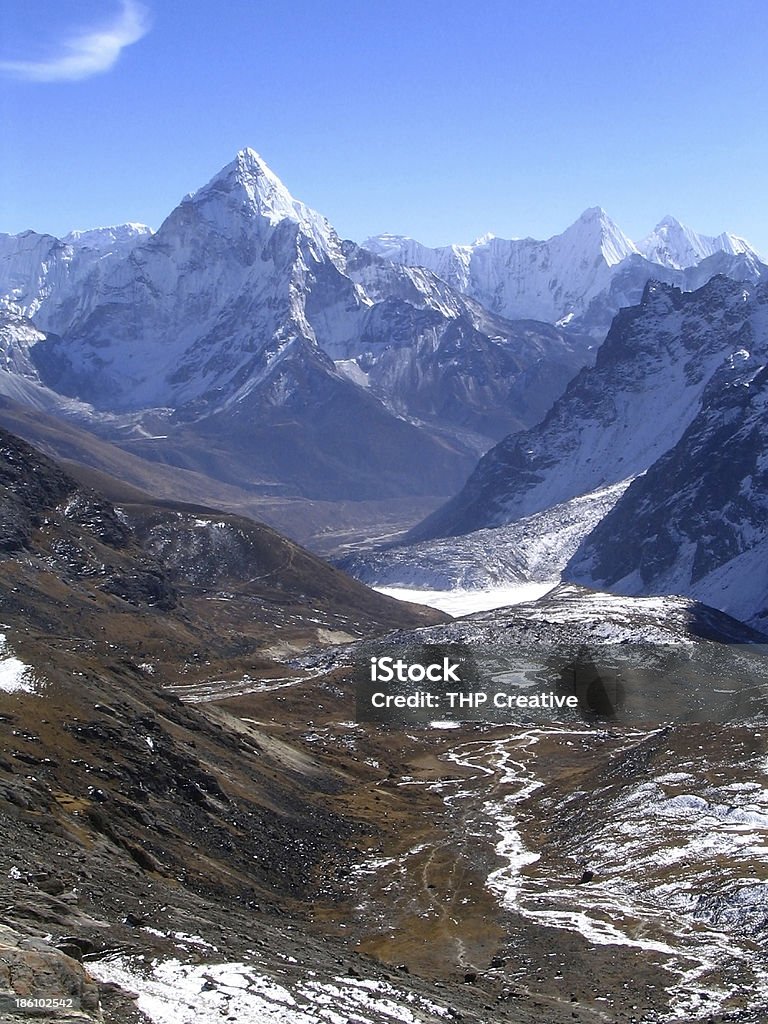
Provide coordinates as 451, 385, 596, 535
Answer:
205, 147, 298, 220
361, 206, 765, 334
62, 223, 154, 251
180, 147, 341, 260
637, 215, 761, 270
560, 206, 640, 266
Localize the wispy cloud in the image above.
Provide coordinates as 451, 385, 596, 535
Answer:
0, 1, 150, 83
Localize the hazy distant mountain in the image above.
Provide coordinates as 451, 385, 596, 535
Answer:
637, 215, 761, 270
366, 207, 639, 324
364, 209, 765, 336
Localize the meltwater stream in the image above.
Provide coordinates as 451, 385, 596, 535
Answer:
391, 725, 768, 1021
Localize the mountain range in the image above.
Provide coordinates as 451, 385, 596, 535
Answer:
4, 148, 768, 1020
1, 149, 763, 518
0, 150, 592, 508
2, 147, 767, 631
365, 208, 764, 332
352, 275, 768, 632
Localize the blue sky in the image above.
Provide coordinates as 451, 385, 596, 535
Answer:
1, 0, 767, 251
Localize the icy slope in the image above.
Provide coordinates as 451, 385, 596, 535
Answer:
568, 325, 768, 631
340, 478, 630, 591
412, 277, 768, 540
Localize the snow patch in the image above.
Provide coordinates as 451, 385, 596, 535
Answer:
374, 582, 557, 617
0, 633, 37, 694
88, 955, 451, 1024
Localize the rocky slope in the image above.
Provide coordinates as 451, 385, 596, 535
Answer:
290, 585, 768, 1020
0, 427, 442, 639
3, 432, 768, 1021
410, 276, 768, 542
567, 334, 768, 632
0, 428, 483, 1023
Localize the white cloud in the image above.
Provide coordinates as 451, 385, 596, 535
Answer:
0, 1, 151, 83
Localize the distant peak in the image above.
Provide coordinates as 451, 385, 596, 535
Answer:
562, 208, 638, 266
180, 148, 342, 261
361, 234, 421, 259
578, 205, 609, 221
574, 207, 625, 231
569, 207, 626, 233
63, 223, 153, 250
65, 221, 152, 236
656, 214, 683, 229
638, 216, 762, 269
365, 233, 413, 245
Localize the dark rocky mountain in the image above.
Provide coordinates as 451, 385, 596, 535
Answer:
567, 334, 768, 631
365, 274, 768, 640
409, 276, 768, 543
0, 427, 441, 638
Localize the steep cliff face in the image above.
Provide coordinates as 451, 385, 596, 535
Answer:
567, 339, 768, 631
410, 277, 768, 540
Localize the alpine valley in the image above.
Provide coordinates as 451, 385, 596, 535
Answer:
1, 148, 764, 551
3, 150, 768, 1024
353, 276, 768, 634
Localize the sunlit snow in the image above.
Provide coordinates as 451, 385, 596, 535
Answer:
374, 581, 557, 617
89, 956, 451, 1024
0, 633, 36, 694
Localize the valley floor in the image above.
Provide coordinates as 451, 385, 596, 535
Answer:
374, 582, 558, 617
4, 613, 768, 1023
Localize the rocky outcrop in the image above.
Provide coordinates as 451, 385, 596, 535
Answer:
0, 925, 102, 1022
